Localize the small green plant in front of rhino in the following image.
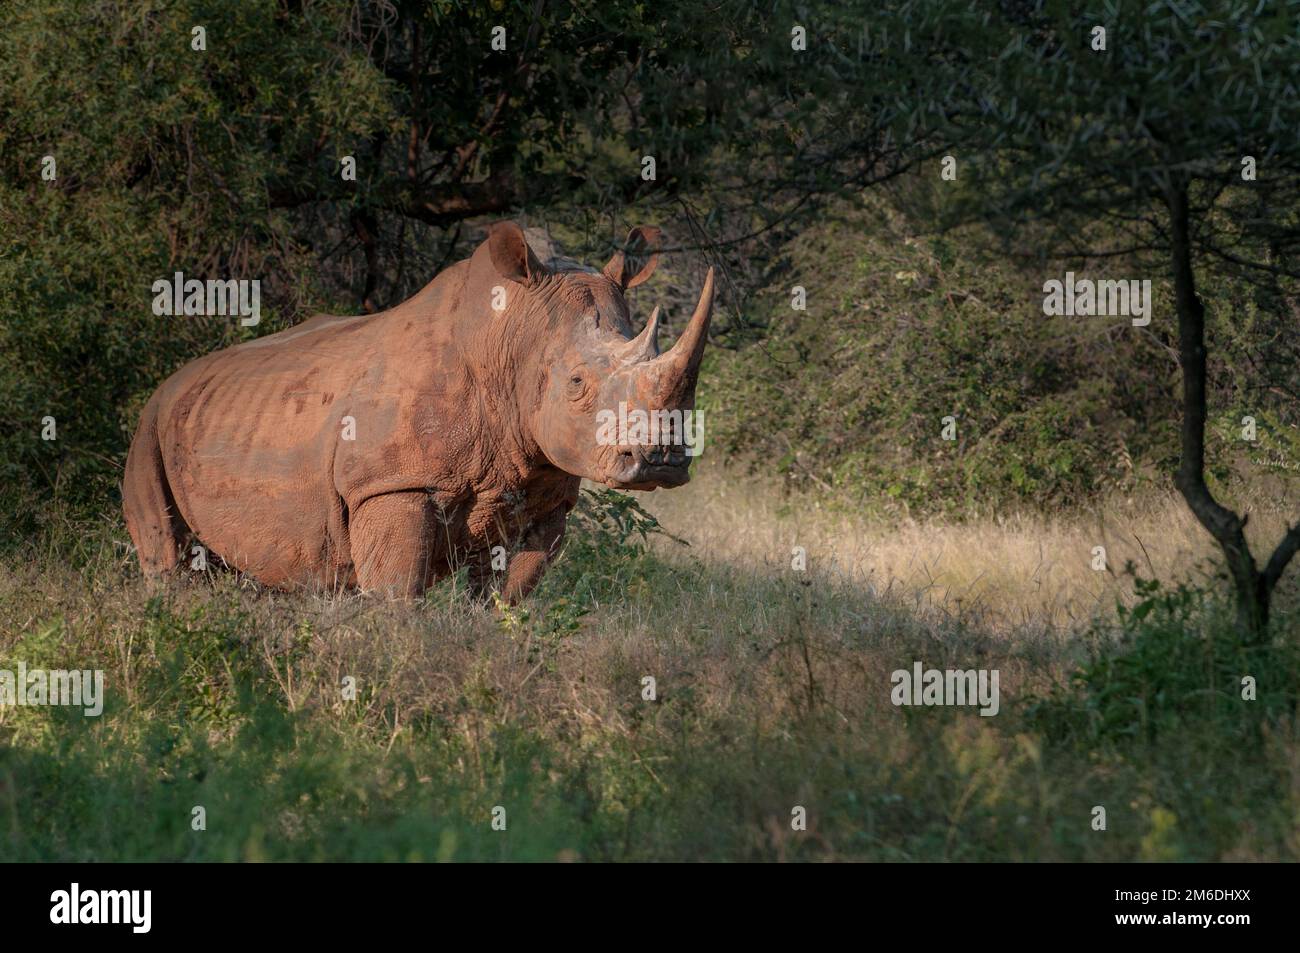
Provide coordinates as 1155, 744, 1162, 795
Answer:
491, 489, 687, 664
539, 488, 687, 608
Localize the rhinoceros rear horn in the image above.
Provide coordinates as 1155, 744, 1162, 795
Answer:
648, 267, 714, 406
618, 306, 661, 365
488, 221, 547, 286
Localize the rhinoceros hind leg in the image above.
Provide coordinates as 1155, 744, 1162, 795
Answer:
122, 403, 190, 578
350, 492, 437, 597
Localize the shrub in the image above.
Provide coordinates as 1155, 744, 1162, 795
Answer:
1028, 577, 1300, 747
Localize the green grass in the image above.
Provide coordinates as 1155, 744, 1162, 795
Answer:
1, 490, 1298, 861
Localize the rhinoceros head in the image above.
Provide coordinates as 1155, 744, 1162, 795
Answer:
483, 222, 713, 491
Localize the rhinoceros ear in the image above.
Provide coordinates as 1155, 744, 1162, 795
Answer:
602, 226, 662, 290
488, 222, 547, 286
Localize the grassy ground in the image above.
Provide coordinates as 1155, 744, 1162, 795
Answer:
1, 464, 1297, 861
644, 464, 1299, 630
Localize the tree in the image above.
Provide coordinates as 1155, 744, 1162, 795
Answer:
927, 0, 1300, 638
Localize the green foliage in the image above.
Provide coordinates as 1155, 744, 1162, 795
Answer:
479, 489, 687, 660
0, 0, 731, 535
4, 0, 1300, 865
4, 0, 1296, 537
141, 596, 271, 730
1029, 577, 1300, 746
538, 487, 685, 606
3, 553, 1298, 861
703, 198, 1186, 516
912, 0, 1300, 517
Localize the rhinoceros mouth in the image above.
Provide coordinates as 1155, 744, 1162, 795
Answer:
604, 445, 691, 490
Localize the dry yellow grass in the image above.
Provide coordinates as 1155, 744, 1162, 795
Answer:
2, 464, 1296, 860
639, 462, 1297, 631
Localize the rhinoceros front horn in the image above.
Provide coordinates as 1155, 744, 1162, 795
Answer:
646, 267, 714, 406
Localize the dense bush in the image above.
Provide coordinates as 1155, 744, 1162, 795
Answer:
1028, 576, 1300, 747
702, 194, 1299, 517
4, 3, 1296, 541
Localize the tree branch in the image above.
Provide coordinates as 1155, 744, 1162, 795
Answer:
1263, 523, 1300, 592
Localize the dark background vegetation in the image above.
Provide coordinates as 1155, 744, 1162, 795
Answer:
3, 1, 1297, 526
1, 0, 1298, 860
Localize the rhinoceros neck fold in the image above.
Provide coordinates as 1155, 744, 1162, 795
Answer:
449, 280, 571, 476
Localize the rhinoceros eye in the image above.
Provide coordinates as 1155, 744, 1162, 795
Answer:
566, 371, 590, 401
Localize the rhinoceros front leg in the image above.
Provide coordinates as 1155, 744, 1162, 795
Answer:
497, 504, 571, 605
349, 491, 438, 596
466, 503, 572, 604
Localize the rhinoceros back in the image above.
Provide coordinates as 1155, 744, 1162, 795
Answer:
151, 311, 389, 585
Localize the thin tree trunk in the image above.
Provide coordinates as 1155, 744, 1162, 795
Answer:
1166, 183, 1270, 639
